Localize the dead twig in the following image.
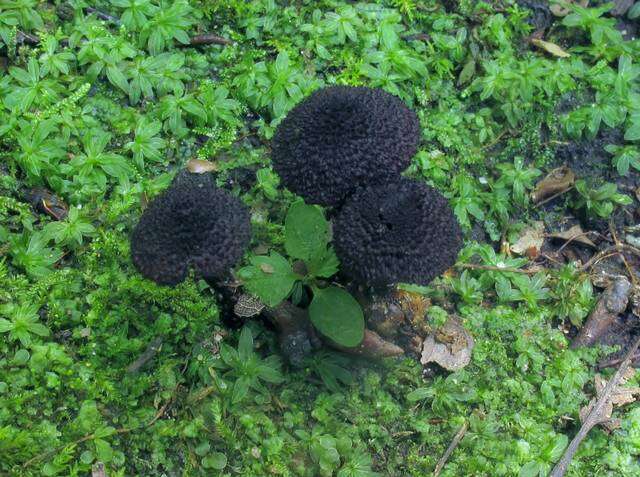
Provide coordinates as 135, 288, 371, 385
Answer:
610, 221, 638, 287
550, 334, 640, 477
580, 243, 640, 272
433, 420, 468, 477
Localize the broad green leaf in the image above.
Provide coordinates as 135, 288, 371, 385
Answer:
306, 247, 340, 278
237, 253, 298, 307
309, 287, 364, 347
284, 201, 330, 262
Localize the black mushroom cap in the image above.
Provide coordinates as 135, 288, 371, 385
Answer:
130, 172, 251, 285
271, 85, 421, 207
333, 178, 463, 287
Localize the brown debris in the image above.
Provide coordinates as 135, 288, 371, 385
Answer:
511, 221, 545, 258
421, 317, 474, 371
551, 334, 640, 477
572, 277, 632, 348
28, 188, 69, 220
579, 369, 640, 431
548, 225, 597, 249
531, 166, 575, 205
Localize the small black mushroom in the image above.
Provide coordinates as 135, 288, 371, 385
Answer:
130, 171, 251, 285
333, 177, 463, 287
271, 85, 420, 207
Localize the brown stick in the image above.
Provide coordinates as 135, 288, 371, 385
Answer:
189, 34, 233, 46
581, 243, 640, 271
550, 334, 640, 477
433, 421, 469, 477
610, 221, 638, 287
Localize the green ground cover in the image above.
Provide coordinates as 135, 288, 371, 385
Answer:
2, 1, 640, 476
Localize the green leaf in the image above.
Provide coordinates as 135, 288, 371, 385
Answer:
202, 452, 228, 470
307, 247, 340, 278
237, 253, 298, 307
519, 461, 542, 477
309, 287, 364, 347
106, 65, 129, 93
238, 326, 253, 362
406, 387, 433, 402
284, 201, 330, 262
95, 438, 113, 462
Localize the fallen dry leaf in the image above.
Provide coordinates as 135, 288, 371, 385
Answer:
532, 166, 576, 204
511, 221, 545, 258
531, 39, 570, 58
28, 188, 69, 220
186, 158, 219, 174
579, 368, 640, 431
549, 225, 597, 248
421, 317, 474, 371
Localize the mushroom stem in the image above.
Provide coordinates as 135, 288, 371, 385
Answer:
263, 301, 321, 368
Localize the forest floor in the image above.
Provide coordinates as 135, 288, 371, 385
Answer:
2, 1, 640, 476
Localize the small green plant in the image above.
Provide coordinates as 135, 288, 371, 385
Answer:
573, 179, 632, 218
211, 326, 284, 404
605, 143, 640, 176
238, 200, 364, 347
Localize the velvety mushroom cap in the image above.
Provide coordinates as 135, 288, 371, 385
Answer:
271, 85, 420, 206
131, 172, 251, 285
333, 178, 463, 286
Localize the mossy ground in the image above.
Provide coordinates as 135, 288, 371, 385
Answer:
1, 1, 640, 476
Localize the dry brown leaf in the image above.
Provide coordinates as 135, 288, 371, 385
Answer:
531, 39, 570, 58
186, 158, 219, 174
421, 317, 474, 371
28, 188, 69, 220
579, 368, 640, 431
511, 221, 545, 257
549, 225, 597, 248
531, 166, 576, 204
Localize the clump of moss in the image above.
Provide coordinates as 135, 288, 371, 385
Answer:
130, 172, 251, 285
333, 177, 463, 287
271, 85, 420, 207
